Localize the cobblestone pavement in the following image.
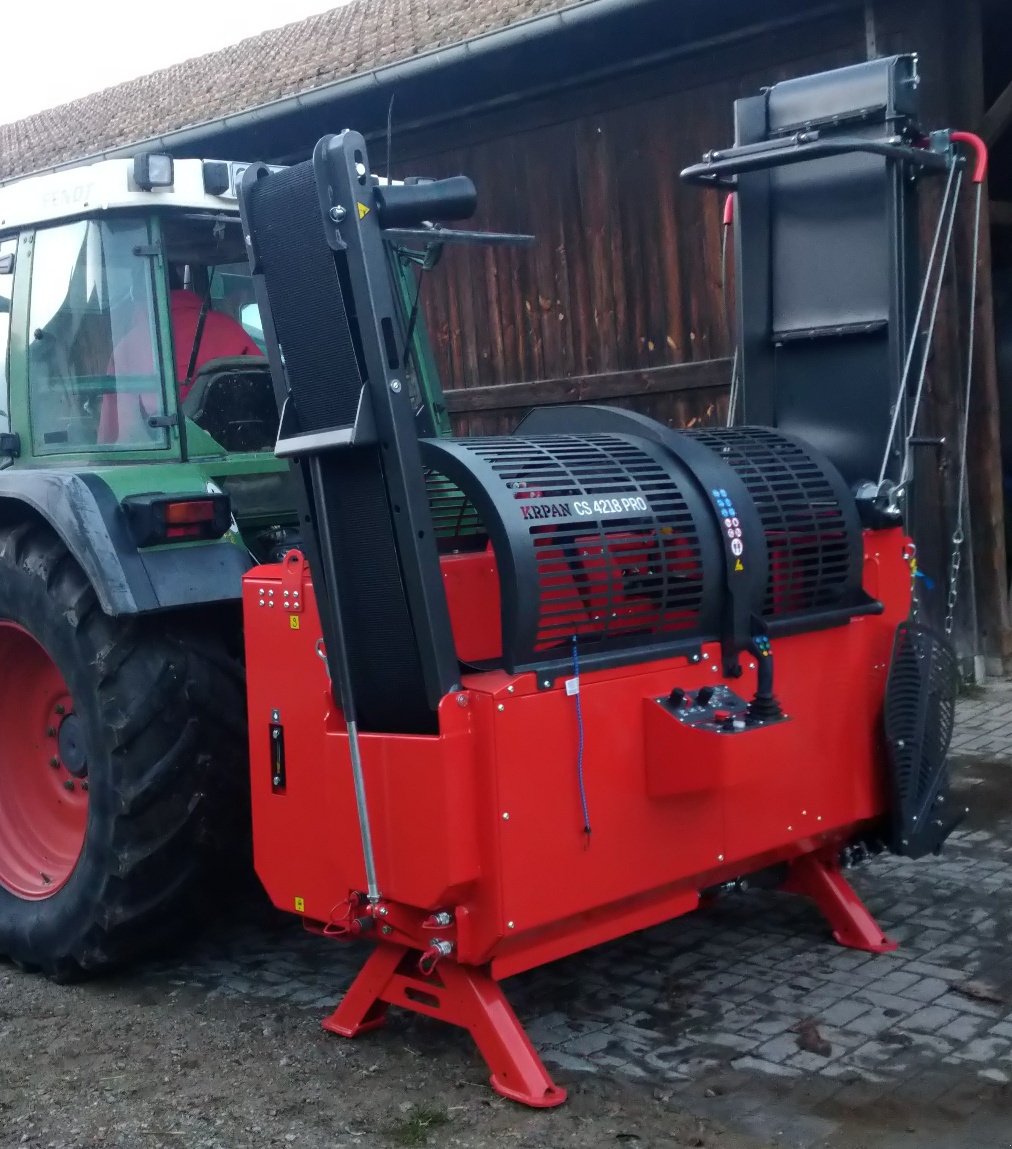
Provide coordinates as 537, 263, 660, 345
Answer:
144, 685, 1012, 1149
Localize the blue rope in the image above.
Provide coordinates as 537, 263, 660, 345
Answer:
571, 635, 591, 841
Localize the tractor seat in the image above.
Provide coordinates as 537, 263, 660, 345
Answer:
181, 358, 278, 453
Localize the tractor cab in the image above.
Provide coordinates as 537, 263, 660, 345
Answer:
0, 154, 444, 566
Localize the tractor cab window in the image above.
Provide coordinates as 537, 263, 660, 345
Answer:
0, 237, 15, 433
27, 217, 168, 454
159, 215, 273, 453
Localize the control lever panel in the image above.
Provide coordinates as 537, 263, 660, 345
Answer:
658, 684, 786, 733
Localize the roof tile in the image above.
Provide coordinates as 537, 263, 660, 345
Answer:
0, 0, 576, 181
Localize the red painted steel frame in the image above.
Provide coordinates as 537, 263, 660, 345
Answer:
242, 529, 911, 1106
323, 942, 566, 1107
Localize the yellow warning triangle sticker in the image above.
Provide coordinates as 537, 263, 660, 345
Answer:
734, 559, 744, 572
357, 202, 370, 219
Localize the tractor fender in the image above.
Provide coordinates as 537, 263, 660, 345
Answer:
0, 470, 251, 616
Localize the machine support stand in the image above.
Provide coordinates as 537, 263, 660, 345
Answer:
785, 852, 898, 954
322, 943, 567, 1108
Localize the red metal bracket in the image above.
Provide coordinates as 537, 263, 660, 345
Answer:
322, 942, 567, 1108
785, 852, 898, 954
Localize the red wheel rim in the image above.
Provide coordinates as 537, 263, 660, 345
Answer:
0, 622, 88, 899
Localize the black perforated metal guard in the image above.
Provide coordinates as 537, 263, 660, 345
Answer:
883, 621, 961, 858
423, 433, 720, 671
686, 426, 861, 620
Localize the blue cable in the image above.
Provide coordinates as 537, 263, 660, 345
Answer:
571, 635, 591, 841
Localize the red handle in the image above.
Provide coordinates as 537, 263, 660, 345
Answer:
950, 131, 988, 184
723, 193, 735, 227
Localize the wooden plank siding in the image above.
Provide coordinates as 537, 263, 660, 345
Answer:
394, 5, 870, 433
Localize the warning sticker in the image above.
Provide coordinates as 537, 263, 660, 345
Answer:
289, 615, 301, 630
294, 896, 305, 912
734, 558, 744, 572
357, 202, 370, 219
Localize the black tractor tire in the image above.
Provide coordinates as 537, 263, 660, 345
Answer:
0, 522, 248, 980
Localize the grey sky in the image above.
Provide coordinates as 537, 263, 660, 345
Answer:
0, 0, 348, 126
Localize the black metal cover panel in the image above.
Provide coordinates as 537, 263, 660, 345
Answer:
767, 55, 918, 135
422, 433, 722, 672
883, 621, 961, 858
685, 426, 862, 621
242, 160, 363, 434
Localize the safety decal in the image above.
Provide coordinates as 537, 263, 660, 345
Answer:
294, 897, 305, 912
357, 202, 370, 219
290, 615, 301, 630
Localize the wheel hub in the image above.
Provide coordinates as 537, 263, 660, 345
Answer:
57, 713, 88, 778
0, 623, 89, 900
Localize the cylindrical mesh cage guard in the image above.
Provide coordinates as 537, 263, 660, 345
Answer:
422, 433, 724, 673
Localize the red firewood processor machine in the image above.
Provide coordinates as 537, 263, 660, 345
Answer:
237, 56, 987, 1107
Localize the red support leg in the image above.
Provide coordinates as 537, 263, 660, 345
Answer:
322, 942, 567, 1108
785, 852, 898, 954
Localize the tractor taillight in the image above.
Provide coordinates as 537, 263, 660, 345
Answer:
122, 494, 232, 547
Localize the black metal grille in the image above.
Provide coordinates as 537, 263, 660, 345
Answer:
883, 622, 960, 858
686, 426, 853, 618
425, 472, 485, 550
449, 434, 706, 657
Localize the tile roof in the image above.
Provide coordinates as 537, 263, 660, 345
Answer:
0, 0, 576, 181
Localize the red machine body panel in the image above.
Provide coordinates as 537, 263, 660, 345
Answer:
243, 530, 910, 977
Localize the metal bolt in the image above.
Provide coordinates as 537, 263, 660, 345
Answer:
390, 379, 402, 393
269, 589, 274, 597
329, 205, 347, 223
377, 906, 388, 916
271, 709, 281, 722
748, 662, 756, 670
497, 703, 505, 712
817, 816, 823, 822
507, 921, 515, 929
432, 911, 453, 926
55, 704, 66, 716
272, 729, 280, 741
269, 601, 274, 608
507, 684, 515, 694
702, 653, 710, 661
455, 693, 468, 708
541, 679, 551, 688
787, 825, 793, 832
502, 812, 510, 821
63, 779, 75, 792
381, 925, 392, 935
46, 726, 56, 737
717, 854, 725, 862
272, 776, 282, 788
49, 756, 59, 768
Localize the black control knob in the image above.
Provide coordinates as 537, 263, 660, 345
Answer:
668, 688, 687, 709
696, 686, 715, 707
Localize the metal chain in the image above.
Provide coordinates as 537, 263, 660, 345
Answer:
945, 181, 983, 636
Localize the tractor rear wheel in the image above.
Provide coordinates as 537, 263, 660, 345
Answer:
0, 523, 246, 979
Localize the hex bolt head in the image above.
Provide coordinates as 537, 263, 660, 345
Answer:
497, 703, 505, 712
49, 756, 60, 768
55, 704, 66, 715
390, 379, 402, 393
329, 205, 347, 223
502, 812, 510, 821
507, 921, 515, 929
455, 693, 468, 707
63, 779, 75, 792
381, 925, 393, 935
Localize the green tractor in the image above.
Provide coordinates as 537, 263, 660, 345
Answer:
0, 152, 445, 978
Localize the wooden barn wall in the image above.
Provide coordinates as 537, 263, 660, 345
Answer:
393, 6, 873, 437
390, 0, 1010, 661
